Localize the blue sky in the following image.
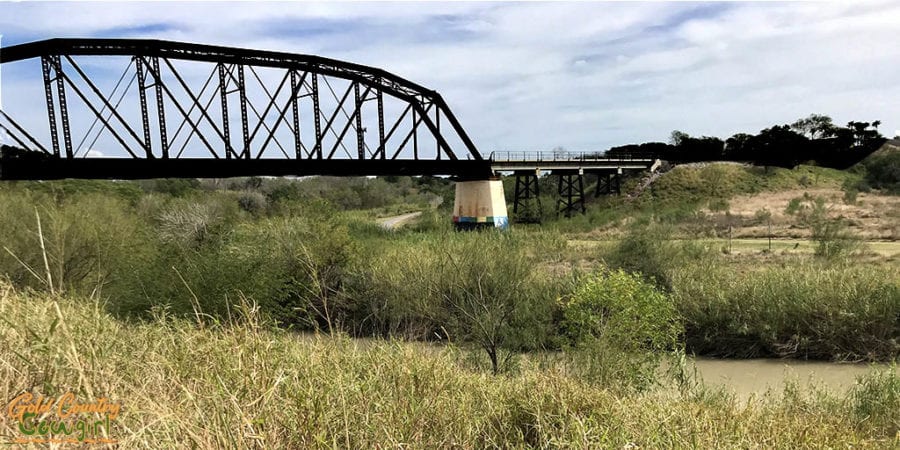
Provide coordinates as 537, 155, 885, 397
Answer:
1, 1, 898, 156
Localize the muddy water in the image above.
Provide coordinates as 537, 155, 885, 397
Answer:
689, 357, 898, 399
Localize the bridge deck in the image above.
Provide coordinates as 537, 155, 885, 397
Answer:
0, 150, 660, 180
0, 155, 659, 180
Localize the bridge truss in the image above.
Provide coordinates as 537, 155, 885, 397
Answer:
0, 38, 491, 179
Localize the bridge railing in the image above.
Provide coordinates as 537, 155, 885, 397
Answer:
489, 151, 658, 162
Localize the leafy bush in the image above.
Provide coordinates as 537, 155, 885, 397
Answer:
859, 149, 900, 193
237, 190, 268, 216
560, 267, 680, 390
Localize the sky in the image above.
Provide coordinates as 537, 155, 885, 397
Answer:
1, 0, 898, 156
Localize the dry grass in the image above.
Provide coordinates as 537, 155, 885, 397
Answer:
707, 188, 900, 240
1, 281, 898, 448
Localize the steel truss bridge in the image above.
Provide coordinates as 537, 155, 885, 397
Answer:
0, 38, 660, 217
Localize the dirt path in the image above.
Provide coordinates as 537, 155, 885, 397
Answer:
377, 212, 422, 230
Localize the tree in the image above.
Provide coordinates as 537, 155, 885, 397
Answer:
679, 136, 725, 162
791, 114, 837, 139
749, 125, 810, 168
724, 133, 754, 161
435, 235, 549, 375
847, 121, 885, 149
669, 130, 690, 146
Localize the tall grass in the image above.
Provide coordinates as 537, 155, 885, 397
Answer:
673, 262, 900, 360
1, 284, 897, 448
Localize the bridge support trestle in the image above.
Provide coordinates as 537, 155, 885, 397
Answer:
556, 171, 586, 217
452, 179, 509, 230
594, 172, 621, 197
512, 170, 542, 223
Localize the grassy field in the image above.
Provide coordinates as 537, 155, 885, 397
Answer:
1, 285, 898, 448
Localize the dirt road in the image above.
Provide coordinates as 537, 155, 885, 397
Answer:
377, 212, 422, 229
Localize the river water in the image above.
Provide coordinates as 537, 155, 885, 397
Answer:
689, 357, 898, 399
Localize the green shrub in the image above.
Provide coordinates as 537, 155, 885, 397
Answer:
561, 267, 680, 390
860, 150, 900, 193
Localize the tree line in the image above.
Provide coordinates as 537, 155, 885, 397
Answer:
607, 114, 887, 169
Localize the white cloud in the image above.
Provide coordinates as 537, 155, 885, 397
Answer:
0, 1, 897, 154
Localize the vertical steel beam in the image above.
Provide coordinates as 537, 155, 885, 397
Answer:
135, 57, 154, 158
40, 56, 61, 157
311, 73, 322, 159
217, 63, 233, 159
377, 90, 385, 160
354, 82, 364, 159
150, 57, 169, 158
238, 65, 250, 158
513, 175, 523, 214
218, 65, 232, 157
435, 107, 441, 160
412, 108, 418, 160
290, 69, 302, 159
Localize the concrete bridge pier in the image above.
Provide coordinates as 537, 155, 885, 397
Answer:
452, 178, 509, 230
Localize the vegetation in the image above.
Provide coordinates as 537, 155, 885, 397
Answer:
607, 113, 887, 169
560, 267, 680, 391
1, 285, 897, 447
0, 154, 897, 446
857, 144, 900, 193
0, 170, 896, 363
